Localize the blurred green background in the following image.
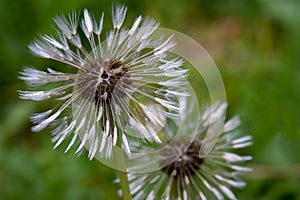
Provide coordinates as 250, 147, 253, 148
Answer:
0, 0, 300, 199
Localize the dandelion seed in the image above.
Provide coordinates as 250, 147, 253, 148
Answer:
125, 102, 252, 200
18, 5, 187, 159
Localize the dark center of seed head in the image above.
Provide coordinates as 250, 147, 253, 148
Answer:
160, 140, 204, 178
85, 59, 129, 106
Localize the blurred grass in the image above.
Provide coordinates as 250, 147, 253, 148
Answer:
0, 0, 299, 199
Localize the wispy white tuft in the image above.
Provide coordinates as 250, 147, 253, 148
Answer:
224, 116, 241, 132
112, 4, 127, 29
129, 15, 142, 35
93, 12, 104, 35
83, 9, 93, 34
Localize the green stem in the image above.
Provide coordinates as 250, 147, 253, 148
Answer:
114, 132, 132, 200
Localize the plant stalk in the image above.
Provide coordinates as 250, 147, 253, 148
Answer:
115, 132, 132, 200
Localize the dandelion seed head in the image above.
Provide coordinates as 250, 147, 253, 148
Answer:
124, 102, 253, 200
18, 5, 188, 159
